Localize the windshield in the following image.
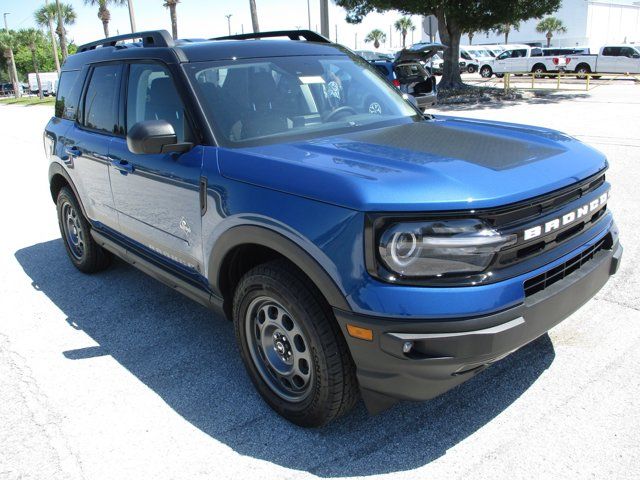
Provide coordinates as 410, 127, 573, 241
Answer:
185, 55, 418, 146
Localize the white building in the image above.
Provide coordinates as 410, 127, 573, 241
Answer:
421, 0, 640, 50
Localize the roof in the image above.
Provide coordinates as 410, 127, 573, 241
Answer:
63, 29, 349, 71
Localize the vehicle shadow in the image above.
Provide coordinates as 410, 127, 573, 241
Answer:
15, 239, 556, 477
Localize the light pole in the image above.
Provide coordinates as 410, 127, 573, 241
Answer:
307, 0, 311, 30
225, 14, 232, 36
3, 12, 9, 30
319, 0, 329, 37
355, 32, 357, 49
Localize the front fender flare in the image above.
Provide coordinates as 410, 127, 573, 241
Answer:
208, 225, 351, 311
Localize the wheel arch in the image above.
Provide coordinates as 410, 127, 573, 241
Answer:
575, 62, 591, 72
209, 225, 351, 319
48, 162, 88, 218
532, 63, 546, 71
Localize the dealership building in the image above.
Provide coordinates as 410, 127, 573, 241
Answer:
422, 0, 640, 49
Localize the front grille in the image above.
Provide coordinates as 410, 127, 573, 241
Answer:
523, 234, 611, 297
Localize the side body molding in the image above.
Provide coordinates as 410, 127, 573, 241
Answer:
208, 225, 351, 311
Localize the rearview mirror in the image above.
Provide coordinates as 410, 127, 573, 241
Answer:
127, 120, 192, 155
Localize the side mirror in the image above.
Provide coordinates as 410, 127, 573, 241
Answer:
126, 120, 192, 155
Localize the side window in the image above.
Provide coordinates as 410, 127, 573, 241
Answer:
620, 47, 640, 58
82, 64, 120, 134
497, 51, 510, 60
55, 70, 82, 120
602, 47, 621, 56
126, 63, 192, 143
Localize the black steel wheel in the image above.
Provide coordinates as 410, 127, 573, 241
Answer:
56, 187, 111, 273
233, 259, 358, 427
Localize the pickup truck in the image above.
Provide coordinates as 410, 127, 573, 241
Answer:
480, 45, 591, 78
45, 29, 622, 427
565, 45, 640, 77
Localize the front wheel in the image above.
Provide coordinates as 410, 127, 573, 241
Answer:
56, 187, 111, 273
467, 65, 478, 74
233, 259, 358, 427
480, 66, 493, 78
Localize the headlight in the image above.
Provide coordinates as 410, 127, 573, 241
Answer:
378, 219, 516, 278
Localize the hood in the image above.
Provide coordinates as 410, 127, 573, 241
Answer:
395, 43, 446, 63
218, 117, 607, 212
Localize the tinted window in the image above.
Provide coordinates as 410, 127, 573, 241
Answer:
83, 64, 120, 133
531, 48, 543, 57
126, 63, 192, 143
513, 49, 527, 58
395, 63, 427, 78
55, 70, 82, 120
497, 51, 510, 60
620, 47, 640, 58
373, 64, 391, 76
602, 47, 621, 56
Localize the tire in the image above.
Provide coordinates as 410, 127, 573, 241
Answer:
467, 64, 477, 74
480, 65, 493, 78
233, 259, 358, 427
495, 73, 505, 78
532, 64, 546, 78
575, 64, 591, 79
56, 187, 111, 273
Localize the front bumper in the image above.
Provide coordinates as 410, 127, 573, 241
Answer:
334, 239, 622, 414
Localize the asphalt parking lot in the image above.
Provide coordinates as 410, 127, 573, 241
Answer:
1, 81, 639, 480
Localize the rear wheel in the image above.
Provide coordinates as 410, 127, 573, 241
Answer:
56, 187, 111, 273
233, 259, 358, 427
467, 64, 477, 74
532, 64, 547, 78
575, 63, 591, 79
480, 65, 493, 78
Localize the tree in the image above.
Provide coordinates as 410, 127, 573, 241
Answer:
54, 0, 71, 59
536, 16, 566, 47
84, 0, 126, 38
0, 31, 21, 98
163, 0, 180, 39
394, 16, 415, 48
493, 22, 520, 44
335, 0, 561, 90
35, 2, 75, 67
364, 29, 386, 49
18, 29, 45, 99
467, 31, 474, 44
249, 0, 260, 33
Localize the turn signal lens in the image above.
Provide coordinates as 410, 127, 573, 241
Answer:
347, 324, 373, 341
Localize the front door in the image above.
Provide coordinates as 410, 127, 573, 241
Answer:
108, 62, 205, 275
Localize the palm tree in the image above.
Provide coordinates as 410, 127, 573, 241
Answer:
364, 29, 386, 49
467, 31, 474, 45
163, 0, 180, 39
0, 31, 21, 98
249, 0, 259, 33
493, 22, 520, 44
536, 17, 567, 48
34, 2, 61, 73
394, 16, 415, 48
35, 1, 76, 65
54, 0, 71, 59
84, 0, 126, 38
18, 29, 45, 99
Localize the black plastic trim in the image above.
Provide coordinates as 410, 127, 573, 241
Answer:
211, 30, 331, 44
208, 225, 350, 311
78, 30, 174, 52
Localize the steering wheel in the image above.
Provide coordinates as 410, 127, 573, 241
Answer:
324, 106, 357, 122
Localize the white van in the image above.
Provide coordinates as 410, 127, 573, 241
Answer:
28, 71, 59, 96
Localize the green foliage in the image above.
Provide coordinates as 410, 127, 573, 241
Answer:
364, 29, 386, 48
0, 29, 64, 82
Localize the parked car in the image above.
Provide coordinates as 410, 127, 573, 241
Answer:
564, 45, 640, 76
371, 60, 437, 109
1, 82, 26, 96
45, 29, 622, 427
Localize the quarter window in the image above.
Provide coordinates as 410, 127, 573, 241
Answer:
55, 70, 82, 120
83, 64, 120, 134
126, 63, 192, 143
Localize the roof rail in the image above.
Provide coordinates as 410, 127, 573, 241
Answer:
78, 30, 174, 53
211, 30, 331, 44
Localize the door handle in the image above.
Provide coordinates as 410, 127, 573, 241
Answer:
110, 159, 134, 175
65, 146, 81, 158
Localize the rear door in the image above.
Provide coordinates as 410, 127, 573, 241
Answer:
61, 63, 121, 229
108, 61, 205, 274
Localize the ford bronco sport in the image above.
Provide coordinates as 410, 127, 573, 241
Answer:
45, 30, 622, 427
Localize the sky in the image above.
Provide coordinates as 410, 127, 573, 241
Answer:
0, 0, 424, 51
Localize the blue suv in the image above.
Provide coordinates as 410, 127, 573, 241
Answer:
45, 30, 622, 427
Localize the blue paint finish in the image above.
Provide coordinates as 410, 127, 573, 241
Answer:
219, 117, 607, 212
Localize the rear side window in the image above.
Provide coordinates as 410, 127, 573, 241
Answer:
82, 64, 121, 134
55, 70, 82, 120
602, 47, 621, 56
126, 63, 192, 143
